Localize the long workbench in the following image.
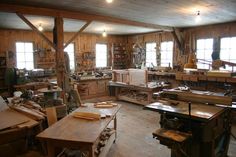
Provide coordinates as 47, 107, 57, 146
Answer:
109, 81, 169, 105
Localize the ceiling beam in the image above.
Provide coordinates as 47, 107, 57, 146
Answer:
64, 21, 92, 49
0, 4, 173, 31
16, 13, 56, 49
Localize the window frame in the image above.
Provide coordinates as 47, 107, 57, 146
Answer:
15, 41, 34, 70
196, 38, 214, 70
145, 42, 157, 67
220, 36, 236, 71
95, 43, 108, 68
64, 43, 76, 72
160, 41, 174, 67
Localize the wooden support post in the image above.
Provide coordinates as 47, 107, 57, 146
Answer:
16, 13, 56, 50
54, 17, 65, 90
171, 28, 184, 55
64, 21, 92, 49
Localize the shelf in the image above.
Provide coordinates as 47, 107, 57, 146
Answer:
98, 132, 116, 157
112, 43, 128, 70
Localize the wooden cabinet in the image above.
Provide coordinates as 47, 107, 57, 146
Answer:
77, 78, 111, 99
112, 43, 129, 69
88, 81, 97, 95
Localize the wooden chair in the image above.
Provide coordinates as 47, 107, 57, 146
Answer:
45, 107, 57, 126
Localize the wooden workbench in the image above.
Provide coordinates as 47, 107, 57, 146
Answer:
145, 102, 232, 157
37, 103, 121, 157
109, 81, 169, 105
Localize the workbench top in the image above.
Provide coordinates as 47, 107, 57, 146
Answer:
37, 103, 121, 144
145, 101, 225, 122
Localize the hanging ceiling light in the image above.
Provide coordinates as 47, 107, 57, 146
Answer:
102, 30, 107, 37
38, 23, 43, 31
106, 0, 113, 3
195, 11, 201, 23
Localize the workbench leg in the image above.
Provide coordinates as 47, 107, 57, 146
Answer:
115, 87, 120, 100
87, 146, 95, 157
46, 142, 55, 157
147, 92, 152, 103
114, 115, 117, 139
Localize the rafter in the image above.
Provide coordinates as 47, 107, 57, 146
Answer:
16, 13, 56, 49
0, 4, 173, 31
64, 21, 92, 49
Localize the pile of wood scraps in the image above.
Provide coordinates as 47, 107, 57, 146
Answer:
9, 98, 46, 121
95, 128, 116, 156
0, 109, 38, 131
94, 101, 118, 108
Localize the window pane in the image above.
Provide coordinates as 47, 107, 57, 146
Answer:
17, 53, 25, 62
196, 38, 213, 69
16, 42, 34, 69
25, 52, 34, 62
64, 43, 75, 71
160, 41, 173, 67
146, 42, 157, 67
220, 37, 236, 71
96, 44, 107, 68
16, 42, 24, 52
25, 43, 33, 52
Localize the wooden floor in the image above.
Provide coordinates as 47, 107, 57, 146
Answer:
21, 98, 236, 157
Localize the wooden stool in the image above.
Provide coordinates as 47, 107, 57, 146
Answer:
153, 128, 191, 157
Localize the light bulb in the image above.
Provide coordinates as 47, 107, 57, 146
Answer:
102, 30, 107, 37
195, 11, 201, 23
38, 23, 43, 31
106, 0, 113, 3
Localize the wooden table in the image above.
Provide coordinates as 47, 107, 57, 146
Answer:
37, 103, 121, 157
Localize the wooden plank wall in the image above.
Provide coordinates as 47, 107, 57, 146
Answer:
0, 21, 235, 73
0, 29, 127, 71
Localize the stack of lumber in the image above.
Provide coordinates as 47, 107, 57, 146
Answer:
72, 112, 101, 120
9, 99, 46, 120
94, 101, 118, 108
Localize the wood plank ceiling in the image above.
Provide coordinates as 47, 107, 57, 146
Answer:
0, 0, 235, 34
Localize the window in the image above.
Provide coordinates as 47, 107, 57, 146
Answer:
146, 42, 157, 67
196, 38, 213, 69
64, 43, 75, 71
160, 41, 173, 67
220, 37, 236, 71
16, 42, 34, 70
96, 44, 107, 68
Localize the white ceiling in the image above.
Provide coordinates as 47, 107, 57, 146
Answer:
0, 0, 236, 34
